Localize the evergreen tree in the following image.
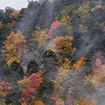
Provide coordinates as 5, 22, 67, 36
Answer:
27, 60, 39, 75
41, 49, 58, 78
10, 61, 24, 80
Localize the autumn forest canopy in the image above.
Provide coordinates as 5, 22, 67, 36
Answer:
0, 0, 105, 104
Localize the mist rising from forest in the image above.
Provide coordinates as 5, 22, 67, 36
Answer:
0, 0, 105, 104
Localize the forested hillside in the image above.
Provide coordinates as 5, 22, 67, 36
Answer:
0, 0, 105, 104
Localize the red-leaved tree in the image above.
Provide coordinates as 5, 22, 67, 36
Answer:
48, 20, 61, 39
1, 81, 11, 95
21, 72, 42, 103
21, 87, 35, 102
29, 73, 40, 88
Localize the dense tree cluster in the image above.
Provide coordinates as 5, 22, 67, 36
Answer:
0, 0, 105, 104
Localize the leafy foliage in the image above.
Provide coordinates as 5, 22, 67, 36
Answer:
74, 1, 91, 25
48, 20, 61, 39
9, 10, 21, 19
35, 100, 44, 105
58, 5, 75, 29
29, 73, 42, 89
51, 93, 65, 105
0, 0, 105, 105
53, 33, 77, 64
54, 35, 76, 56
74, 96, 96, 105
18, 77, 29, 90
21, 87, 35, 103
1, 30, 27, 65
1, 81, 11, 95
28, 27, 48, 61
92, 52, 105, 86
0, 21, 3, 29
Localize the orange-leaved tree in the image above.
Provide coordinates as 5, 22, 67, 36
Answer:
58, 5, 75, 30
35, 100, 44, 105
71, 54, 85, 86
100, 21, 105, 31
51, 93, 65, 105
21, 100, 44, 105
9, 10, 21, 19
1, 30, 27, 65
21, 70, 44, 103
0, 21, 3, 29
53, 35, 76, 55
91, 4, 102, 12
92, 52, 105, 86
74, 96, 96, 105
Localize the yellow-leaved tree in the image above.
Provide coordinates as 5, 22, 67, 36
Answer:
53, 55, 86, 104
74, 1, 92, 39
71, 54, 85, 86
74, 1, 91, 24
1, 30, 27, 65
28, 27, 48, 60
58, 5, 75, 30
